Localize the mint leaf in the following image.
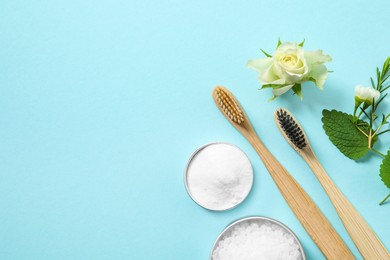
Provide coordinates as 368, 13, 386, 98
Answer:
322, 109, 376, 160
298, 39, 305, 47
380, 150, 390, 188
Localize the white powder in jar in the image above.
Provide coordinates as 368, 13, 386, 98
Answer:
212, 219, 303, 260
185, 143, 253, 210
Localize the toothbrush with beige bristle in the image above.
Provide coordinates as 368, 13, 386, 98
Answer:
274, 108, 390, 260
212, 86, 354, 259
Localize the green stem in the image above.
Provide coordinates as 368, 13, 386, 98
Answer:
357, 109, 364, 120
379, 193, 390, 205
371, 148, 386, 157
368, 106, 374, 148
356, 126, 369, 137
377, 129, 390, 136
372, 122, 385, 137
353, 106, 358, 123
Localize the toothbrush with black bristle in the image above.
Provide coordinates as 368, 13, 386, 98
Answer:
213, 86, 354, 260
274, 108, 390, 260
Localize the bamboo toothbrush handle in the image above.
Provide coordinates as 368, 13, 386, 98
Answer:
246, 135, 354, 260
304, 152, 390, 260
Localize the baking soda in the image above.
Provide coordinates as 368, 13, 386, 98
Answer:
212, 220, 303, 260
186, 143, 253, 210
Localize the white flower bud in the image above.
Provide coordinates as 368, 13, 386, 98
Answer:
354, 85, 380, 105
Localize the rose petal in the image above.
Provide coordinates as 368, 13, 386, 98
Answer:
305, 50, 332, 65
284, 70, 306, 82
261, 64, 285, 85
247, 58, 273, 73
272, 84, 294, 96
307, 64, 328, 89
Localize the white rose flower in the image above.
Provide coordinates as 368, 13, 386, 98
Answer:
247, 41, 332, 99
355, 85, 380, 105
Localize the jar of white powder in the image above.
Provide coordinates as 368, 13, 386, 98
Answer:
184, 142, 254, 211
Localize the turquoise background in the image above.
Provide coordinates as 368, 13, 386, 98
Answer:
1, 0, 389, 259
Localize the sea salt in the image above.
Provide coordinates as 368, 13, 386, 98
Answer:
212, 220, 303, 260
186, 143, 253, 210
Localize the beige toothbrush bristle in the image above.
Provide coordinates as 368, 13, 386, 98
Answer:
215, 87, 245, 125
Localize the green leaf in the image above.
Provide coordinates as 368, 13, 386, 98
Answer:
261, 84, 276, 89
298, 39, 305, 47
268, 95, 278, 102
261, 84, 289, 89
379, 154, 390, 205
260, 49, 272, 58
307, 77, 317, 85
370, 77, 375, 88
380, 150, 390, 189
276, 38, 282, 48
322, 110, 377, 160
292, 84, 302, 100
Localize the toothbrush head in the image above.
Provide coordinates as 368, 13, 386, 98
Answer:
275, 108, 307, 150
213, 86, 245, 125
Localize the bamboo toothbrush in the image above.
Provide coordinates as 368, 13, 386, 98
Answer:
212, 86, 354, 259
274, 108, 390, 260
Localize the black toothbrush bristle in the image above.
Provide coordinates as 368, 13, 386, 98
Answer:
276, 109, 307, 149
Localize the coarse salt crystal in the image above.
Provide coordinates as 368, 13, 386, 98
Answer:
212, 219, 303, 260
